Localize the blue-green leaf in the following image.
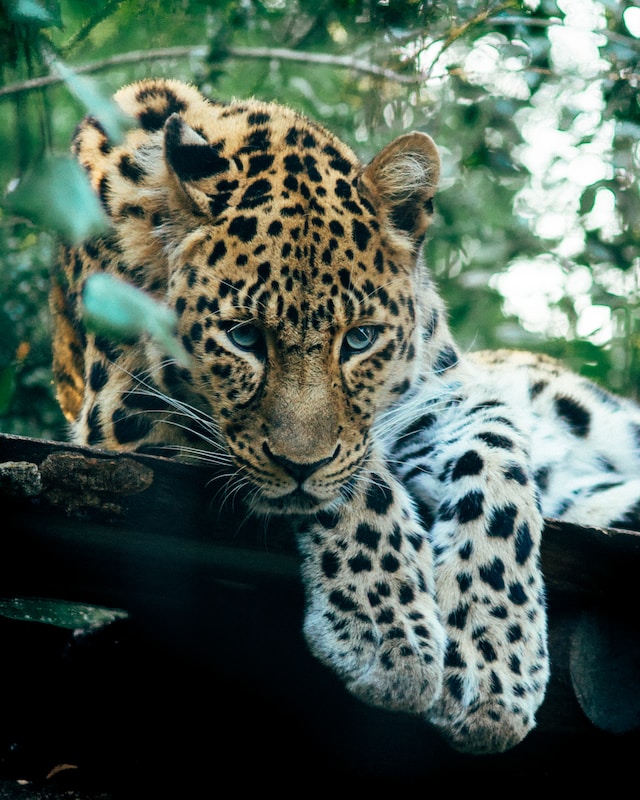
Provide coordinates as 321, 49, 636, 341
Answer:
49, 57, 133, 143
82, 273, 190, 367
9, 0, 61, 27
6, 156, 109, 244
0, 597, 128, 629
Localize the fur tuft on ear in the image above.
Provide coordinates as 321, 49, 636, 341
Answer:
360, 132, 440, 247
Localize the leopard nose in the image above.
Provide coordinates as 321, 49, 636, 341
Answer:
262, 442, 340, 484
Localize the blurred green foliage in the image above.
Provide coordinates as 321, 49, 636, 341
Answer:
0, 0, 639, 440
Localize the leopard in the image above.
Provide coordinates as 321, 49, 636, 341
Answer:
50, 77, 640, 756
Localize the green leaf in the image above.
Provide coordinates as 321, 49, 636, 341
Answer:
8, 0, 62, 27
49, 57, 133, 143
0, 597, 128, 629
6, 156, 109, 244
82, 273, 190, 367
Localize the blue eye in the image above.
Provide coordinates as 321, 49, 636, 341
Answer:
342, 325, 379, 359
225, 322, 264, 354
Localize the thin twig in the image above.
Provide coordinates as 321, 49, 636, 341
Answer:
444, 1, 519, 47
422, 0, 519, 79
0, 46, 206, 97
0, 44, 423, 99
231, 45, 423, 83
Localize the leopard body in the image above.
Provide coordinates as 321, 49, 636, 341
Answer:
51, 78, 640, 754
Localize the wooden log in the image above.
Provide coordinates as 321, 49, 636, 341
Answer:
1, 431, 640, 790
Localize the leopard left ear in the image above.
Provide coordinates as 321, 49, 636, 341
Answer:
164, 113, 231, 215
359, 132, 440, 248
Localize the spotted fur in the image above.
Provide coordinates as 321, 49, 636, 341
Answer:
51, 79, 640, 754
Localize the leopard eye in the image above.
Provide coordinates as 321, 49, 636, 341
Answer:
341, 325, 379, 360
225, 321, 265, 355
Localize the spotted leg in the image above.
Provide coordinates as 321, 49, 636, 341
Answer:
296, 456, 446, 714
397, 399, 550, 753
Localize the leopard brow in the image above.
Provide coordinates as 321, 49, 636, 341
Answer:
211, 277, 280, 321
360, 273, 412, 302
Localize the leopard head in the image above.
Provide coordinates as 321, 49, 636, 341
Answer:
77, 81, 442, 514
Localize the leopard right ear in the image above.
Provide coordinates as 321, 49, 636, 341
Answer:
71, 115, 113, 194
359, 131, 440, 250
164, 114, 231, 215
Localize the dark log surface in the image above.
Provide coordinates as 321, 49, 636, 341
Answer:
1, 432, 639, 796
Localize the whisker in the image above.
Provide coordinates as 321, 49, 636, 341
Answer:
104, 358, 229, 454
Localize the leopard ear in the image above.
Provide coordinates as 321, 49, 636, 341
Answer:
359, 132, 440, 248
164, 113, 230, 214
71, 115, 114, 193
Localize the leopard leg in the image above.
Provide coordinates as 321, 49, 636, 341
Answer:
398, 404, 550, 753
296, 458, 446, 715
428, 505, 548, 754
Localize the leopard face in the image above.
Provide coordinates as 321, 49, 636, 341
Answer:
169, 232, 418, 514
53, 78, 442, 515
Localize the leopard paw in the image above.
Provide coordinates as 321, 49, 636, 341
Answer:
302, 599, 446, 714
434, 698, 535, 754
427, 639, 549, 753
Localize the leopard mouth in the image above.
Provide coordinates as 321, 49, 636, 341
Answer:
248, 455, 366, 516
253, 486, 333, 515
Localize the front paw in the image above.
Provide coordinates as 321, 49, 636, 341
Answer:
302, 593, 446, 714
426, 614, 549, 753
434, 699, 535, 754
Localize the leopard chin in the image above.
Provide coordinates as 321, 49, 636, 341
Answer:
249, 486, 342, 517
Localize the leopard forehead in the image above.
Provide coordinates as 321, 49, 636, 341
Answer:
168, 165, 417, 341
119, 85, 423, 335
